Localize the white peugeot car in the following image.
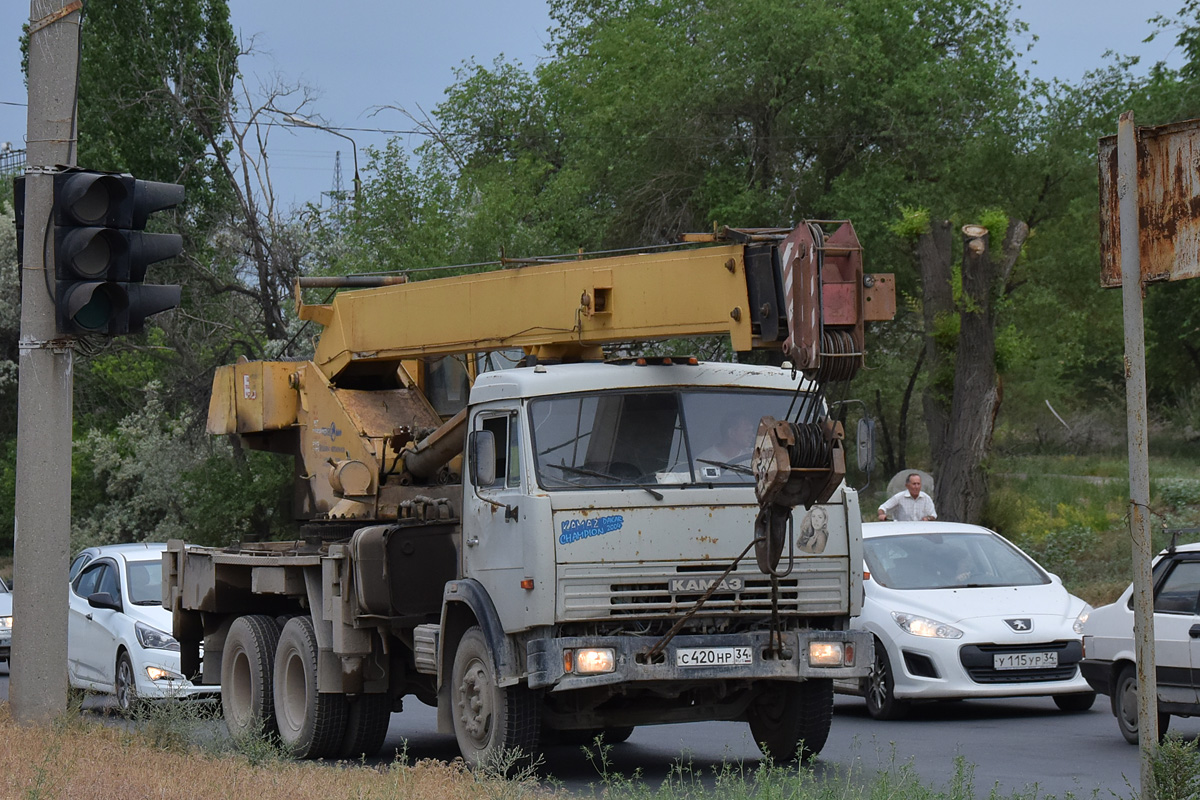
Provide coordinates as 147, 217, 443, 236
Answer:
68, 542, 217, 712
835, 522, 1095, 719
1080, 541, 1200, 743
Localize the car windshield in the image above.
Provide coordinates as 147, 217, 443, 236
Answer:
125, 558, 164, 606
530, 388, 811, 489
864, 532, 1049, 590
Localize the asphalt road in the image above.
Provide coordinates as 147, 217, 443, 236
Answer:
4, 666, 1192, 798
377, 693, 1195, 797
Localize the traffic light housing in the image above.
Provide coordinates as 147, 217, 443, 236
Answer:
52, 170, 183, 335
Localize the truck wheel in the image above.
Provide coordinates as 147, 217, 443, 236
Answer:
747, 678, 833, 762
338, 696, 391, 758
222, 614, 282, 739
864, 642, 910, 720
1115, 665, 1170, 745
273, 616, 348, 758
451, 626, 540, 768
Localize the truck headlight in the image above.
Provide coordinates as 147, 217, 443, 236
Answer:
566, 648, 615, 674
809, 641, 849, 667
892, 611, 963, 639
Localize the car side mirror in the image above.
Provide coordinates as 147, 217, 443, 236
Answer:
469, 430, 496, 487
87, 592, 121, 612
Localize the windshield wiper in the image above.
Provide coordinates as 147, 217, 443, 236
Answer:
549, 463, 663, 501
696, 458, 754, 476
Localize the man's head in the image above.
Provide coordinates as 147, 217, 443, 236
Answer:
723, 413, 757, 444
905, 473, 922, 498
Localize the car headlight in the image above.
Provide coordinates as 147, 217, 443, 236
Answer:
892, 611, 963, 639
145, 665, 185, 682
1073, 605, 1093, 635
135, 621, 180, 652
0, 615, 11, 632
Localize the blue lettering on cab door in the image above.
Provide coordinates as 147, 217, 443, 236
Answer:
559, 515, 624, 545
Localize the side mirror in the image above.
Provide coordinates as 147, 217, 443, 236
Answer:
469, 430, 496, 487
87, 592, 122, 612
856, 417, 876, 473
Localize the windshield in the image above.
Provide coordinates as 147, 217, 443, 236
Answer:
864, 532, 1049, 590
126, 558, 164, 606
530, 388, 809, 489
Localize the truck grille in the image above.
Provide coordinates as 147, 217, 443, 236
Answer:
558, 560, 848, 620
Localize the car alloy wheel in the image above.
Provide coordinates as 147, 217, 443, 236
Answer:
864, 640, 910, 721
115, 651, 137, 715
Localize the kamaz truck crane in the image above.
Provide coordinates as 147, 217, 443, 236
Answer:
164, 222, 895, 765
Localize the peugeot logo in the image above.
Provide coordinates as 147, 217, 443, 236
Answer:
1005, 618, 1033, 632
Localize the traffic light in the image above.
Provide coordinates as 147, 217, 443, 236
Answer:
52, 169, 183, 335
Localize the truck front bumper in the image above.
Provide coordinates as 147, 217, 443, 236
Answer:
527, 629, 873, 691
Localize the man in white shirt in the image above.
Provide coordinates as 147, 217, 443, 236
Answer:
877, 473, 937, 521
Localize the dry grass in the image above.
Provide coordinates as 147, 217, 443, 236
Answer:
0, 703, 551, 800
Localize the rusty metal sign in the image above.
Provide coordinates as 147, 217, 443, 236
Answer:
1100, 117, 1200, 287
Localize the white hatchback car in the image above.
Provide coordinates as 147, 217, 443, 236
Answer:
1080, 541, 1200, 743
835, 521, 1095, 719
68, 542, 217, 711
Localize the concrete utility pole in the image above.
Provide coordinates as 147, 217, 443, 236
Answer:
11, 0, 81, 722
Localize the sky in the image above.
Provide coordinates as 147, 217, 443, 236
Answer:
0, 1, 1189, 208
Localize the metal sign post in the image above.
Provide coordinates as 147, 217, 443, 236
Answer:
1115, 110, 1157, 800
1101, 112, 1200, 800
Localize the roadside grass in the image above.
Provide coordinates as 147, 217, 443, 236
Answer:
10, 698, 1199, 799
985, 453, 1200, 606
1, 701, 550, 800
0, 701, 1110, 800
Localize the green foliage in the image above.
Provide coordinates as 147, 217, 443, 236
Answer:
72, 0, 236, 217
888, 206, 932, 240
180, 447, 294, 546
1151, 735, 1200, 800
70, 382, 294, 551
1158, 478, 1200, 508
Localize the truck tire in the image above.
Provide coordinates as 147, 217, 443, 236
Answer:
451, 625, 540, 768
747, 678, 833, 762
273, 615, 348, 758
338, 696, 391, 758
1115, 665, 1170, 745
222, 614, 283, 739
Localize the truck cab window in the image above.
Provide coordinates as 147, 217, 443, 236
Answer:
531, 389, 807, 489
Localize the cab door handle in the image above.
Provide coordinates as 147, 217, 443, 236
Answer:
1188, 624, 1200, 638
